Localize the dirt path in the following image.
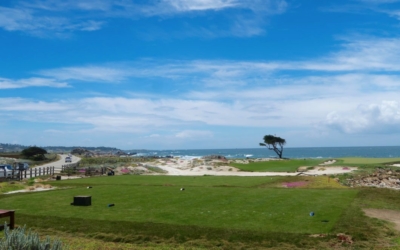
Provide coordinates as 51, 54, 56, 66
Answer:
363, 208, 400, 231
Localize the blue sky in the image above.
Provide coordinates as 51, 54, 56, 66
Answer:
1, 0, 400, 150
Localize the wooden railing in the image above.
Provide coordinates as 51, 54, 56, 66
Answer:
0, 167, 55, 182
61, 164, 107, 176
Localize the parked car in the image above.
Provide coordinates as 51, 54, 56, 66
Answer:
0, 164, 19, 178
16, 162, 29, 171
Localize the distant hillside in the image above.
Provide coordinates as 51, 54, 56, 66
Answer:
0, 143, 122, 154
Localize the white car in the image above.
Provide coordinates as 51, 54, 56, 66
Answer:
65, 157, 72, 163
0, 165, 19, 178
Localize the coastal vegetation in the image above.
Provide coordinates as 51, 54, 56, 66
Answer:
0, 153, 58, 169
0, 224, 66, 250
21, 146, 48, 161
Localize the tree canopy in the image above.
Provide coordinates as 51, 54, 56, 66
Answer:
21, 146, 47, 160
259, 135, 286, 159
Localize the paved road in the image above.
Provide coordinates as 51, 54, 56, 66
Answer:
27, 154, 81, 177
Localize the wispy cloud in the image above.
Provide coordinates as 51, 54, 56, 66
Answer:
38, 65, 131, 82
165, 0, 239, 11
357, 0, 400, 4
0, 0, 287, 38
0, 77, 69, 89
175, 130, 213, 139
34, 37, 400, 85
22, 0, 115, 11
0, 6, 103, 36
0, 98, 68, 111
2, 36, 400, 142
324, 0, 400, 24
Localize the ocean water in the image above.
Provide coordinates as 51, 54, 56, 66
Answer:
129, 146, 400, 159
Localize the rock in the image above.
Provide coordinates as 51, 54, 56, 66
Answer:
347, 168, 400, 189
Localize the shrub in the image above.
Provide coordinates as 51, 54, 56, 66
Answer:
27, 178, 35, 186
21, 147, 47, 159
0, 223, 67, 250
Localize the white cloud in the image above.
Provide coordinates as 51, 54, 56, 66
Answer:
0, 6, 33, 31
147, 134, 161, 138
0, 6, 103, 36
357, 0, 400, 4
43, 36, 400, 83
0, 98, 68, 112
0, 0, 287, 38
2, 36, 400, 142
23, 0, 115, 11
165, 0, 239, 11
175, 130, 213, 139
323, 101, 400, 134
315, 38, 400, 71
39, 66, 130, 82
0, 77, 69, 89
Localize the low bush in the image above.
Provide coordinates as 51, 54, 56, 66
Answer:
0, 223, 67, 250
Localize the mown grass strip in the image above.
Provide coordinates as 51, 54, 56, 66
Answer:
17, 214, 331, 249
230, 159, 326, 172
336, 157, 400, 165
49, 175, 281, 188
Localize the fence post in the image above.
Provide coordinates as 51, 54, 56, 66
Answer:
24, 169, 27, 179
34, 168, 37, 177
39, 168, 42, 176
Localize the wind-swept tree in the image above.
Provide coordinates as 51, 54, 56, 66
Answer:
259, 135, 286, 159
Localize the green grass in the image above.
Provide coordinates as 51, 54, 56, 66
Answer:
0, 175, 356, 248
0, 182, 26, 194
2, 174, 400, 249
0, 185, 356, 234
49, 175, 280, 188
335, 157, 400, 165
230, 159, 326, 172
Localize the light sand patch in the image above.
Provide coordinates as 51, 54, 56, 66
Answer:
363, 208, 400, 231
391, 164, 400, 167
306, 166, 357, 175
319, 160, 336, 165
154, 161, 357, 176
5, 186, 56, 194
140, 157, 357, 176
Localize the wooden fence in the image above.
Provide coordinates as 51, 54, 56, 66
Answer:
0, 166, 55, 182
61, 164, 107, 176
61, 162, 80, 171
